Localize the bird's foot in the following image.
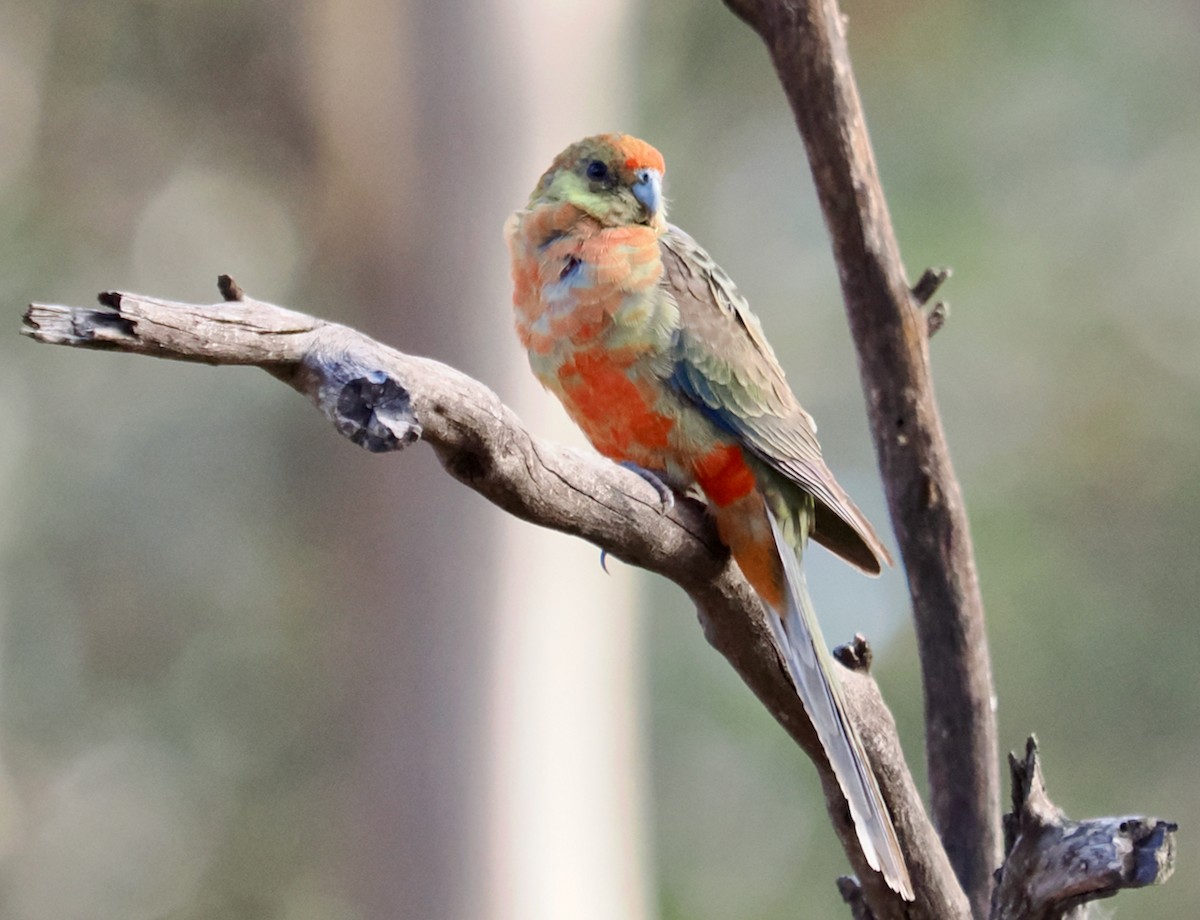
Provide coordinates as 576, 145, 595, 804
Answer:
599, 463, 678, 574
618, 461, 676, 513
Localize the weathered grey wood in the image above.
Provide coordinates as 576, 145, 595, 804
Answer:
990, 738, 1176, 920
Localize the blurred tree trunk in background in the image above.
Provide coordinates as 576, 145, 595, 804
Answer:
300, 2, 645, 918
489, 6, 649, 920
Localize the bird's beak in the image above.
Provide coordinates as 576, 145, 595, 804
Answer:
631, 168, 663, 219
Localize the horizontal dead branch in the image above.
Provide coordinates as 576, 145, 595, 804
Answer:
22, 281, 953, 917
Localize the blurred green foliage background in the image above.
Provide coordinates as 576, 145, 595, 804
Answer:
1, 1, 1197, 918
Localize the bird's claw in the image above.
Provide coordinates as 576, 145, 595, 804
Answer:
618, 461, 676, 513
598, 463, 676, 573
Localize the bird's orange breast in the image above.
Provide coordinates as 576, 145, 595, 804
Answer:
509, 201, 760, 495
508, 203, 663, 357
554, 348, 676, 464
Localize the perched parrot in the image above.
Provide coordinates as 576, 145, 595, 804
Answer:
506, 134, 912, 900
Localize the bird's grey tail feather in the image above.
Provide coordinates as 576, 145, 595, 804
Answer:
764, 506, 914, 901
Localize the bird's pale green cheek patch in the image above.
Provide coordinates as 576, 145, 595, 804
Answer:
540, 171, 641, 225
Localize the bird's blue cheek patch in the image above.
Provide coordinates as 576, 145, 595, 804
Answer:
560, 256, 582, 281
542, 257, 591, 306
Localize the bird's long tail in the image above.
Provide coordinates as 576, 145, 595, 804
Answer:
762, 502, 914, 900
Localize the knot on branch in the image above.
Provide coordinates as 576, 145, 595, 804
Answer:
990, 736, 1177, 920
218, 274, 245, 301
333, 372, 421, 452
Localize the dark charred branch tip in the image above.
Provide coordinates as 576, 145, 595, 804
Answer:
218, 274, 244, 301
834, 632, 873, 672
911, 266, 952, 305
837, 876, 877, 920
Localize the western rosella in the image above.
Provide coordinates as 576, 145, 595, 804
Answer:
506, 134, 912, 900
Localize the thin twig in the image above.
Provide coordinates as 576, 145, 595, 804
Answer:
911, 267, 952, 305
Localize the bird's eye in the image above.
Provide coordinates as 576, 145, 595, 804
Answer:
585, 160, 609, 181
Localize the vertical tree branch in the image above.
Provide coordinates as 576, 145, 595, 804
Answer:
721, 0, 1001, 913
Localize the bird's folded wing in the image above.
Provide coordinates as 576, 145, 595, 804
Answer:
660, 225, 893, 574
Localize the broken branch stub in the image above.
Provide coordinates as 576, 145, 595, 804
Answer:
990, 737, 1176, 920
